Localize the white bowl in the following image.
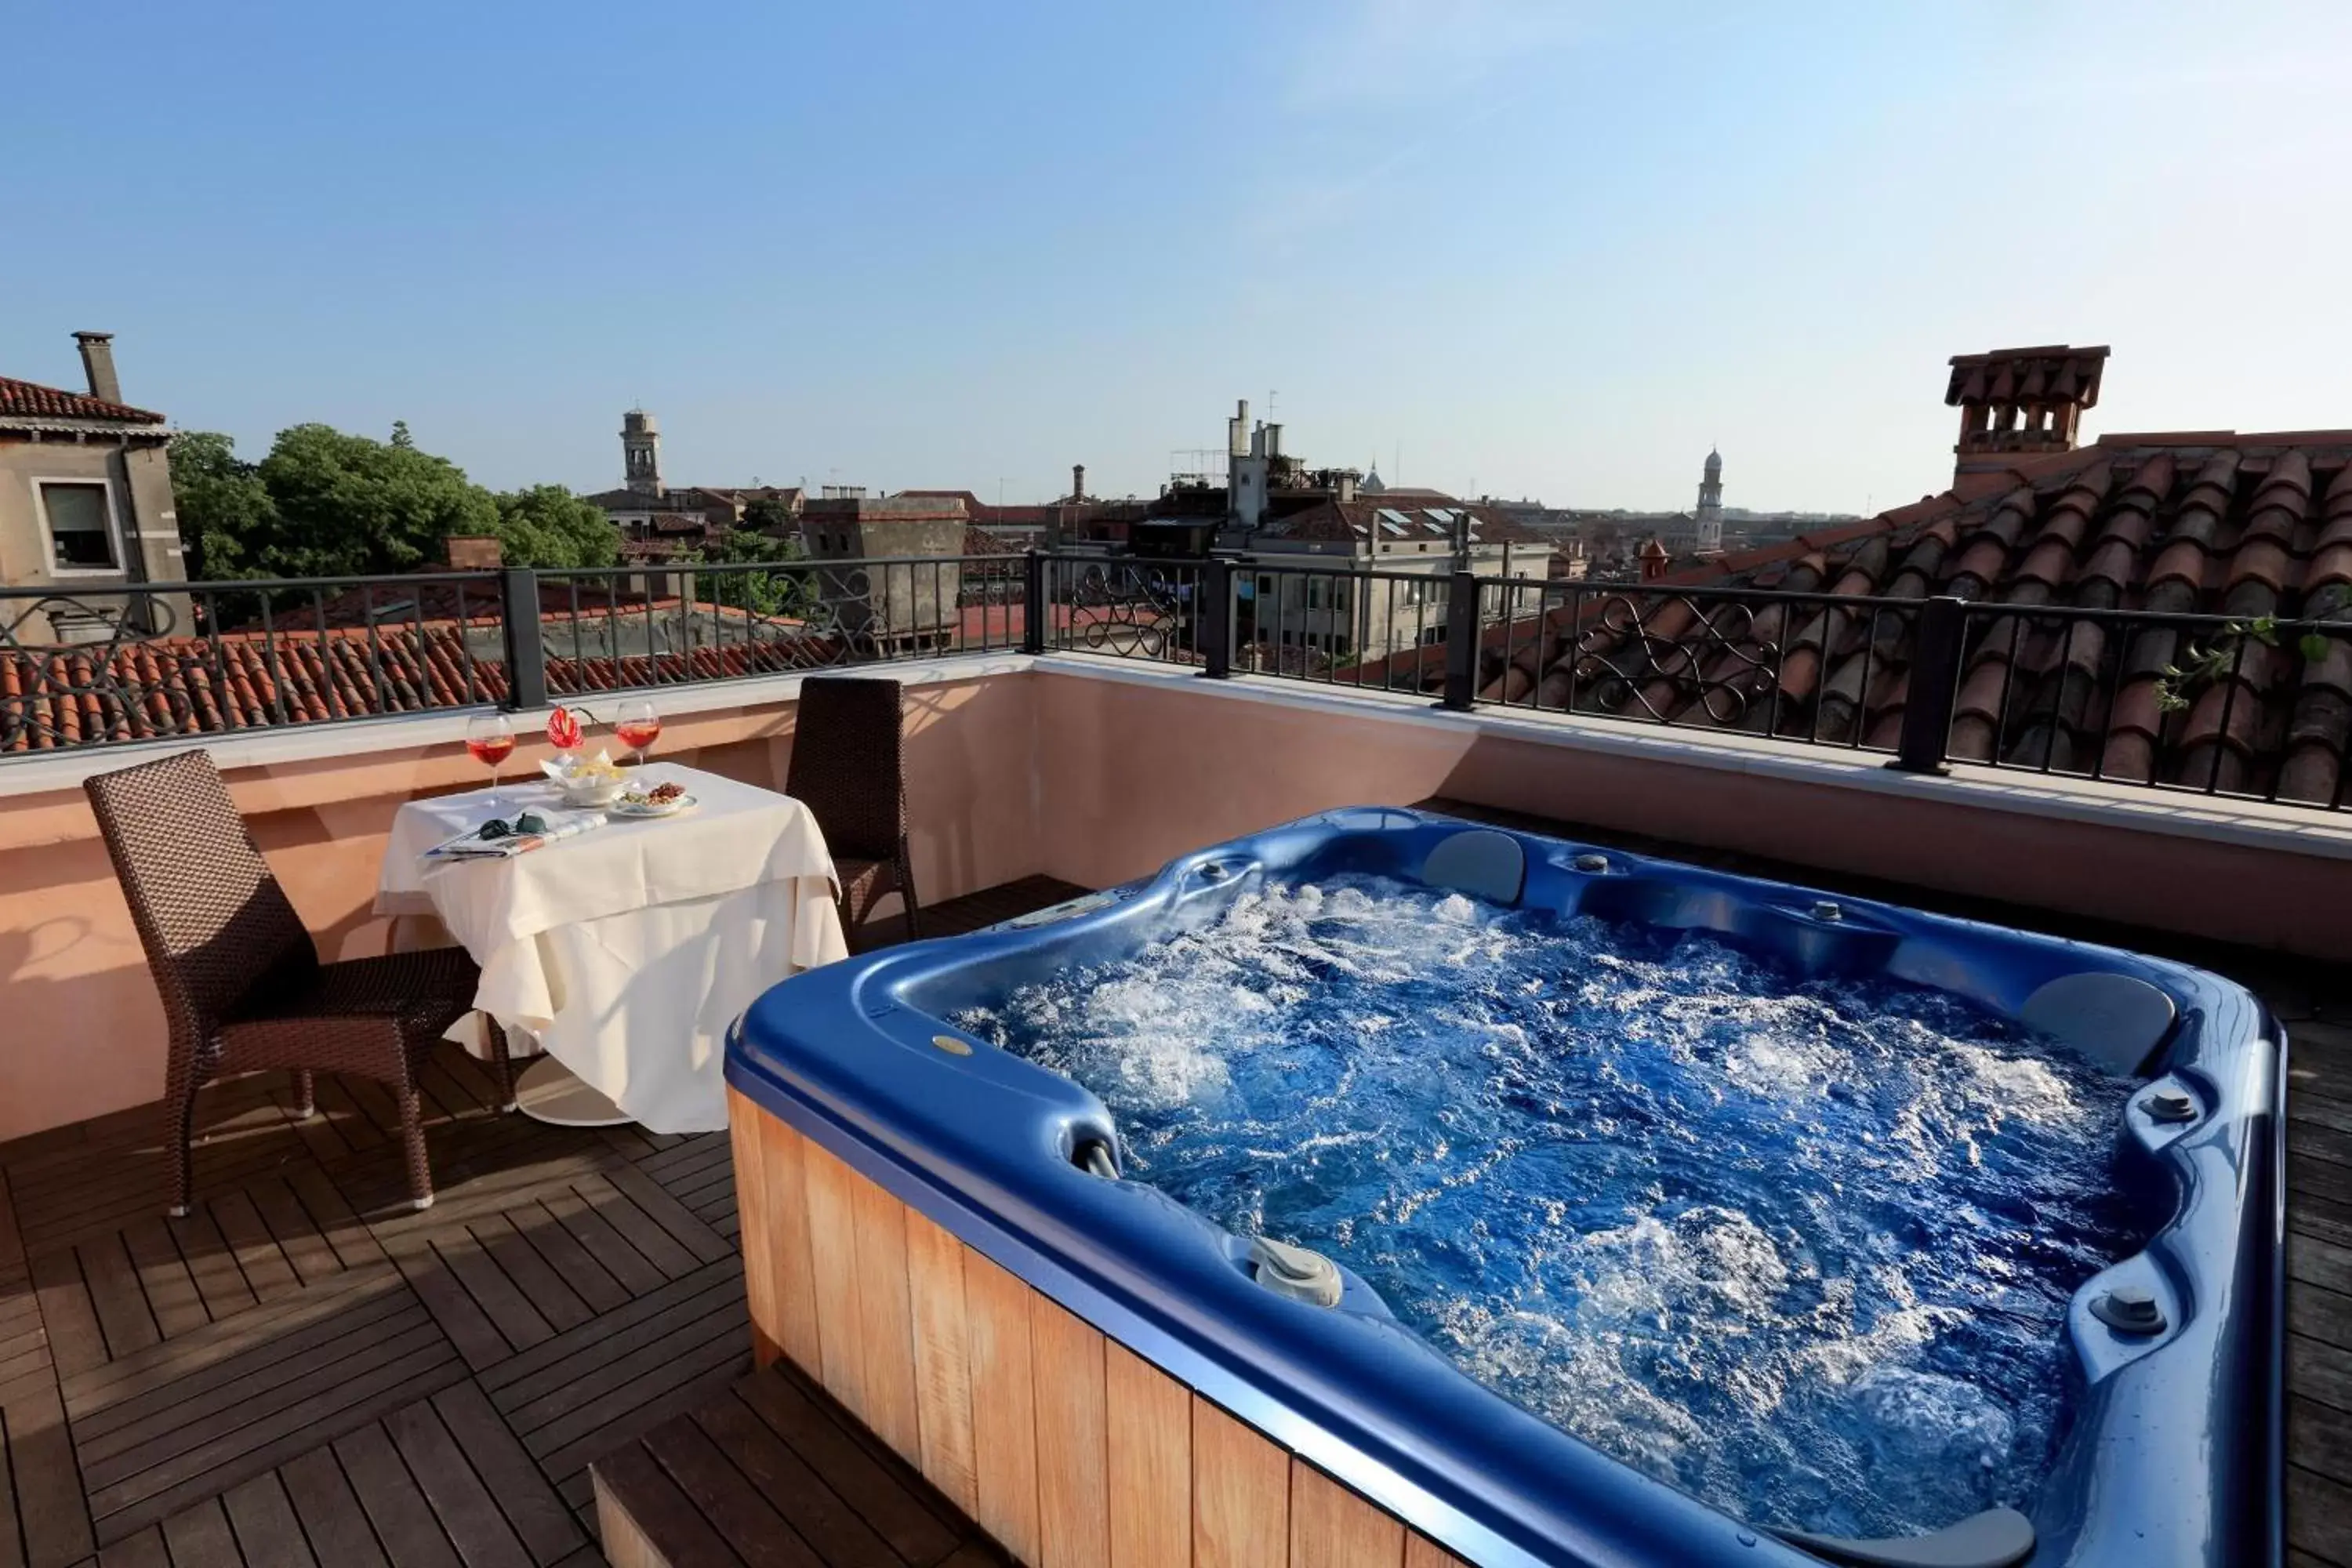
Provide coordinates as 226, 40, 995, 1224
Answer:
559, 775, 626, 808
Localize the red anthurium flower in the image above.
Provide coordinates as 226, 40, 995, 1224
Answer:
546, 706, 584, 750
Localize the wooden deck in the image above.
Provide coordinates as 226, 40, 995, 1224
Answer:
0, 830, 2343, 1566
0, 877, 1079, 1568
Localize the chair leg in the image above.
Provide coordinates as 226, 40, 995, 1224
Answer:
898, 837, 922, 941
484, 1016, 517, 1112
163, 1056, 204, 1219
398, 1083, 434, 1211
291, 1069, 316, 1121
837, 892, 862, 956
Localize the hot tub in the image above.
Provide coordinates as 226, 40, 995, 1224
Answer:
725, 807, 2284, 1568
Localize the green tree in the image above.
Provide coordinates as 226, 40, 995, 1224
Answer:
255, 423, 499, 577
740, 495, 796, 535
168, 431, 279, 582
492, 485, 619, 569
691, 529, 811, 617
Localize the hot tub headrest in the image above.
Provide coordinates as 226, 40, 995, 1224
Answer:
2018, 971, 2177, 1077
1421, 829, 1526, 906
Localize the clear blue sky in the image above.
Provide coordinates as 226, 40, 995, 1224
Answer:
9, 2, 2350, 514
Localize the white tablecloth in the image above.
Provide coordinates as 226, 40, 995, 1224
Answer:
373, 765, 848, 1133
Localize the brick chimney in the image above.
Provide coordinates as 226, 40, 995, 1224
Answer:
1072, 463, 1086, 502
1946, 345, 2108, 483
74, 332, 122, 405
1639, 539, 1670, 582
445, 535, 504, 570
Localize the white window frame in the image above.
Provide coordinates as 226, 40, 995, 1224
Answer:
31, 476, 128, 578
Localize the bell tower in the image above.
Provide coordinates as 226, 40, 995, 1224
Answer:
1694, 448, 1724, 554
622, 408, 663, 497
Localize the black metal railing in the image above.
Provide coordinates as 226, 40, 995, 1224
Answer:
1231, 559, 1455, 694
1, 572, 508, 755
1442, 575, 2350, 810
1036, 556, 1210, 667
530, 555, 1025, 695
0, 556, 1022, 756
6, 555, 2348, 814
1468, 575, 1930, 753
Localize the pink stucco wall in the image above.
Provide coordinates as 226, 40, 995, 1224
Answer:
1025, 667, 2351, 956
2, 662, 2342, 1143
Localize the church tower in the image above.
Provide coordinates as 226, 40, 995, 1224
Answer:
622, 408, 663, 498
1694, 447, 1724, 554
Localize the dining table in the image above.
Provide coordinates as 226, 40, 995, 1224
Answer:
372, 763, 848, 1134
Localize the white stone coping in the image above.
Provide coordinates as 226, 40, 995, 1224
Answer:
4, 648, 2348, 866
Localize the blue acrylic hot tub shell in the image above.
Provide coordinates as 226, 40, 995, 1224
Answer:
727, 807, 2285, 1568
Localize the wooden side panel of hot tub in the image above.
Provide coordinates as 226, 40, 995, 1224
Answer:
729, 1088, 1474, 1568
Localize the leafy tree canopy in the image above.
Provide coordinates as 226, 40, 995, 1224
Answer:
255, 423, 497, 577
492, 485, 619, 570
687, 528, 811, 616
169, 431, 279, 582
740, 495, 796, 534
170, 423, 620, 580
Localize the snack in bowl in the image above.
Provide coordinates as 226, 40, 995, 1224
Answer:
552, 751, 626, 806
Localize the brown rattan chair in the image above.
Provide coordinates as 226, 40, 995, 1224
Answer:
786, 676, 920, 951
84, 749, 512, 1214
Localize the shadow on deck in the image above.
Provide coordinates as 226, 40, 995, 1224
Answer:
0, 877, 1079, 1568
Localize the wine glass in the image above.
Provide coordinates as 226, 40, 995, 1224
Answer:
615, 698, 662, 770
465, 713, 517, 812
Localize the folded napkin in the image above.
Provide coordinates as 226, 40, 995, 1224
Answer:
424, 809, 609, 862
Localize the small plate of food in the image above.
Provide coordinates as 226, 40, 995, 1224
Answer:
611, 779, 695, 818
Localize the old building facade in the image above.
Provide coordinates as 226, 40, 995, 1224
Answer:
0, 332, 183, 642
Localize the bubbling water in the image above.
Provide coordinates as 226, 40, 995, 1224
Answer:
954, 877, 2140, 1540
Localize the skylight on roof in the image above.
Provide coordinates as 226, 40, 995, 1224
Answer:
1380, 519, 1410, 536
1420, 518, 1450, 535
1425, 507, 1454, 524
1377, 508, 1412, 528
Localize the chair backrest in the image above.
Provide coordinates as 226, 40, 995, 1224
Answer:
785, 677, 906, 862
83, 749, 318, 1044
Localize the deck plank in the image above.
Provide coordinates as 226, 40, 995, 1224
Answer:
385, 1396, 535, 1568
427, 1380, 588, 1567
278, 1446, 394, 1568
218, 1472, 320, 1568
336, 1421, 466, 1568
165, 1206, 260, 1323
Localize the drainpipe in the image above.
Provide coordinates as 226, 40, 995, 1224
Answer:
108, 437, 162, 634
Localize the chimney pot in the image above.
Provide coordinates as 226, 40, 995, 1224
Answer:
74, 332, 122, 405
444, 534, 504, 570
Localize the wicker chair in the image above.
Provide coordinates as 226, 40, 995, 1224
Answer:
84, 749, 511, 1214
786, 677, 920, 951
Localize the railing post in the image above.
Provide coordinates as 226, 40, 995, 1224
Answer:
1887, 593, 1965, 775
1440, 569, 1481, 710
1022, 550, 1047, 655
1200, 557, 1232, 678
500, 567, 548, 711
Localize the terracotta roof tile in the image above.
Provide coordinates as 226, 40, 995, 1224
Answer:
1440, 433, 2352, 805
0, 375, 166, 424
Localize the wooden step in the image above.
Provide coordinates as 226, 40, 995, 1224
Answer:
591, 1360, 1008, 1567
